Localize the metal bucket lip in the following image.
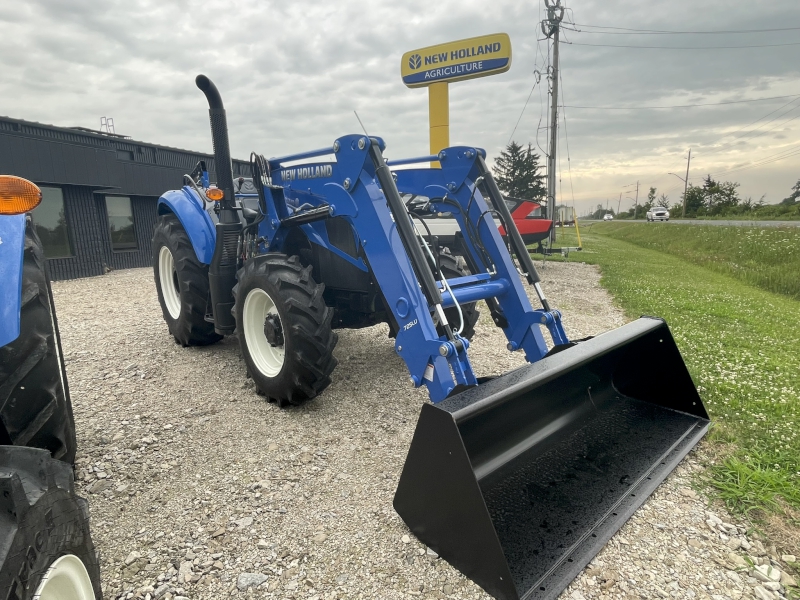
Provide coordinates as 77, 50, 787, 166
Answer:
441, 316, 669, 423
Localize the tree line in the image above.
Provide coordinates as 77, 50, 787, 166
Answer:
492, 141, 800, 220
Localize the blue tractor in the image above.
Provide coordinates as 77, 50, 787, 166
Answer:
152, 76, 709, 600
0, 176, 100, 599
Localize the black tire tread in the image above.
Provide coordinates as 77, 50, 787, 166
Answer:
0, 446, 101, 599
0, 219, 77, 464
152, 214, 222, 346
233, 254, 338, 407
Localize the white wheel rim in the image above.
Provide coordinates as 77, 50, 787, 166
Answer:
34, 554, 95, 600
243, 288, 285, 378
158, 246, 181, 320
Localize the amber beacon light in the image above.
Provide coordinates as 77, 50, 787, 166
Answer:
205, 186, 224, 201
0, 175, 42, 215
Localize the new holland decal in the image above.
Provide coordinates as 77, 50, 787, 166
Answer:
401, 33, 512, 88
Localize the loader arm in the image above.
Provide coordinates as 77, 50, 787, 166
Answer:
258, 135, 475, 402
391, 148, 570, 362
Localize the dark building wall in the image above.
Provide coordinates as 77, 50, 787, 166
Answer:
97, 195, 159, 274
44, 186, 108, 281
0, 115, 250, 280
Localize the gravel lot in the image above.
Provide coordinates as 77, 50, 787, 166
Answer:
52, 263, 797, 600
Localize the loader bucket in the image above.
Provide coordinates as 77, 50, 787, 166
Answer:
394, 317, 709, 600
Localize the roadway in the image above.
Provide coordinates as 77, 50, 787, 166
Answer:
582, 219, 799, 227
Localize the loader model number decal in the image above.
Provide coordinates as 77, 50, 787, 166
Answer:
281, 164, 333, 182
403, 319, 418, 332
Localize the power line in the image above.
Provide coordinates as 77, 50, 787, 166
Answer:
709, 106, 800, 152
507, 74, 541, 146
564, 40, 800, 49
644, 96, 800, 192
709, 145, 800, 178
707, 97, 800, 151
559, 70, 577, 210
569, 23, 800, 35
564, 93, 800, 110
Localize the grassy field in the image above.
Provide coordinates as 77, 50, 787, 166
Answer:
588, 221, 800, 300
539, 225, 800, 547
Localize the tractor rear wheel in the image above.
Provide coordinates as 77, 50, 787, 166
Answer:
152, 214, 222, 347
0, 446, 101, 599
0, 218, 77, 464
437, 251, 480, 341
234, 254, 338, 407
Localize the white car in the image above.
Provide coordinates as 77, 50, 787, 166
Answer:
646, 207, 669, 222
603, 214, 613, 221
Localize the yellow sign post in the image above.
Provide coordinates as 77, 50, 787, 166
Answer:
401, 33, 512, 161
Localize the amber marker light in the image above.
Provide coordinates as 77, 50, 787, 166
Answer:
0, 175, 42, 215
206, 187, 224, 201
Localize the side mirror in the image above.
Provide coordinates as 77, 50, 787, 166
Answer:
0, 175, 42, 215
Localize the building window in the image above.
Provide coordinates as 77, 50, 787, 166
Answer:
34, 187, 73, 258
106, 196, 137, 251
116, 149, 134, 161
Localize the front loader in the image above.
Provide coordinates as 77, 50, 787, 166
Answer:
152, 76, 709, 600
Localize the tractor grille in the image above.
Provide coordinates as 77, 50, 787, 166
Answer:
219, 228, 239, 267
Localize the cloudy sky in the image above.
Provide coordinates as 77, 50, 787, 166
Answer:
3, 0, 799, 213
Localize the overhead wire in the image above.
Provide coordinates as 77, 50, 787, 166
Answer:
563, 93, 800, 110
559, 69, 578, 214
507, 74, 541, 146
507, 1, 548, 148
709, 145, 800, 178
567, 23, 800, 35
563, 40, 800, 49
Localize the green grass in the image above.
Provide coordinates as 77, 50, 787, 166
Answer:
539, 226, 800, 525
588, 222, 800, 300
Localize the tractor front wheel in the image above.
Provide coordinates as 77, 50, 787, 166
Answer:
234, 255, 338, 407
152, 214, 222, 347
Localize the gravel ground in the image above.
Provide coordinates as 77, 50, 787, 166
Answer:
51, 262, 797, 600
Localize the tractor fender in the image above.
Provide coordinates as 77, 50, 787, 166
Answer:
0, 213, 27, 347
157, 187, 216, 265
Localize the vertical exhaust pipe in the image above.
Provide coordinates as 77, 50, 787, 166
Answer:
196, 74, 240, 334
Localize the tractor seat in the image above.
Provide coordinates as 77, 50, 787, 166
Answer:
235, 177, 261, 223
240, 196, 261, 223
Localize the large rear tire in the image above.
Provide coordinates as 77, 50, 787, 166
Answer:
0, 446, 100, 599
437, 251, 480, 341
234, 254, 338, 408
0, 219, 77, 464
152, 214, 222, 347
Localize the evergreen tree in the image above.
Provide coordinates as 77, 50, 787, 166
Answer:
492, 142, 546, 201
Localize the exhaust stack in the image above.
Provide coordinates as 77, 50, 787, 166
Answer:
195, 74, 241, 334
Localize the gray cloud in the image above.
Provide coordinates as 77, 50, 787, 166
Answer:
1, 0, 798, 211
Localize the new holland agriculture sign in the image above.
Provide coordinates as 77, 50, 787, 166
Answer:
401, 33, 512, 88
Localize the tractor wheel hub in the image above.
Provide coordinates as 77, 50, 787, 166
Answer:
263, 314, 284, 347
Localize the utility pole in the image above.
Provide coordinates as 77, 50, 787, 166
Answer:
634, 181, 639, 219
617, 193, 621, 215
667, 148, 692, 217
682, 149, 691, 217
542, 0, 564, 244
